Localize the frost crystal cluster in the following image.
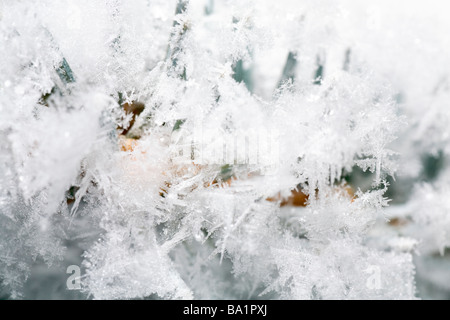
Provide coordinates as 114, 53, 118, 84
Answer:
1, 0, 449, 300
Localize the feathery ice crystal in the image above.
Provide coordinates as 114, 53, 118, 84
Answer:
1, 0, 450, 299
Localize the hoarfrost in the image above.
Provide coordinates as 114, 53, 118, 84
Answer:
1, 0, 449, 299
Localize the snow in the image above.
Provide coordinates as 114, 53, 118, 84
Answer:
1, 0, 450, 300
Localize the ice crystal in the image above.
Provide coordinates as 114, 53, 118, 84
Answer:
1, 0, 450, 300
